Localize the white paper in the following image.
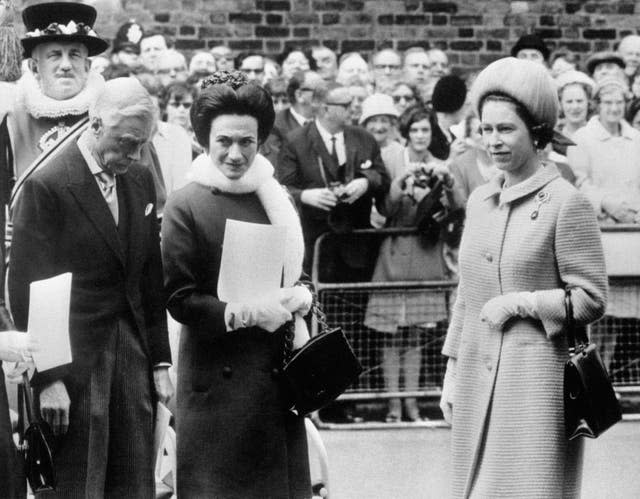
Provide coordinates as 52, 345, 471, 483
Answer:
28, 272, 72, 371
217, 220, 287, 303
154, 402, 172, 473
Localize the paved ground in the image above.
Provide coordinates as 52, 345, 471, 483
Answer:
317, 419, 640, 499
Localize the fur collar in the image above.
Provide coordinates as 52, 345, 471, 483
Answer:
189, 153, 305, 288
16, 69, 105, 119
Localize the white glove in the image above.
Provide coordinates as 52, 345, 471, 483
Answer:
479, 292, 538, 330
0, 330, 37, 363
439, 357, 456, 425
226, 298, 292, 333
278, 286, 313, 316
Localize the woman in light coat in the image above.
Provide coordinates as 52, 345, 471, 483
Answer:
440, 57, 608, 498
364, 103, 463, 422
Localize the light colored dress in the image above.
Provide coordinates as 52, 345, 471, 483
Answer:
364, 144, 458, 333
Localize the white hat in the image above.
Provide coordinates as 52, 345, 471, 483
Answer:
555, 70, 595, 96
359, 93, 399, 125
471, 57, 558, 129
594, 75, 630, 99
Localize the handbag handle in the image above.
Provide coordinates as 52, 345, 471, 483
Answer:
282, 284, 332, 365
565, 288, 589, 355
17, 371, 35, 450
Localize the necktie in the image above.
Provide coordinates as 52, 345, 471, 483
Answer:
95, 171, 119, 224
330, 135, 339, 166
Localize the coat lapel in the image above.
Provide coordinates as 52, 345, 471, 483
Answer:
344, 128, 357, 183
65, 144, 125, 265
308, 123, 340, 182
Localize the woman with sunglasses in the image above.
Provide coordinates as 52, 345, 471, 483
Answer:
160, 81, 201, 158
390, 81, 422, 116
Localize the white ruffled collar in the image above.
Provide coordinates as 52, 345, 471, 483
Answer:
16, 69, 105, 119
188, 153, 305, 288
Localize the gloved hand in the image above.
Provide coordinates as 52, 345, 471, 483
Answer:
0, 330, 37, 363
439, 357, 456, 425
226, 298, 292, 333
278, 286, 313, 316
479, 292, 538, 331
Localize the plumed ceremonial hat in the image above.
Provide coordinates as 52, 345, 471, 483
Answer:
21, 2, 109, 57
112, 20, 144, 55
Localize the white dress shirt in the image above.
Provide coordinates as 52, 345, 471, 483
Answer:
77, 130, 118, 223
315, 120, 346, 165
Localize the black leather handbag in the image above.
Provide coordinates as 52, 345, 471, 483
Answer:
563, 288, 622, 440
281, 301, 363, 416
17, 371, 56, 494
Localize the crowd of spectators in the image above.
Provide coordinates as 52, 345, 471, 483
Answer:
82, 23, 640, 416
4, 10, 640, 424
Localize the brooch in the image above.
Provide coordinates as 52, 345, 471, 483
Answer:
531, 190, 550, 220
359, 159, 372, 170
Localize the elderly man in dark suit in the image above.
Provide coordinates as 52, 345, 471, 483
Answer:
277, 83, 390, 281
8, 77, 173, 498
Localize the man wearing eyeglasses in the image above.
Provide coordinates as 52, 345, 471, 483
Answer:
371, 48, 403, 93
263, 70, 323, 167
277, 83, 390, 280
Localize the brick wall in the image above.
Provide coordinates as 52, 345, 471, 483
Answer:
20, 0, 640, 72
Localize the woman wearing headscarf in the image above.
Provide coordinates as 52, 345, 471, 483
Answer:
440, 58, 608, 498
161, 71, 312, 498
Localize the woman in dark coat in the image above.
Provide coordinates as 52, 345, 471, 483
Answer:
161, 71, 312, 499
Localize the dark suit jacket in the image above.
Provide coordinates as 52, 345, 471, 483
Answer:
8, 139, 171, 388
277, 122, 390, 273
261, 108, 304, 170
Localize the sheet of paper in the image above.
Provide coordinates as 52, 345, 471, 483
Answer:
218, 219, 287, 303
28, 272, 72, 372
154, 401, 172, 474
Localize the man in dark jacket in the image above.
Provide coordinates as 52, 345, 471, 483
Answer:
9, 78, 173, 498
277, 83, 390, 280
262, 70, 323, 168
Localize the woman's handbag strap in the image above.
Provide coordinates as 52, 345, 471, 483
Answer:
565, 288, 589, 354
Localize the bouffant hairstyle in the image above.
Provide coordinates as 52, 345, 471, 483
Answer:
398, 104, 449, 160
190, 70, 275, 146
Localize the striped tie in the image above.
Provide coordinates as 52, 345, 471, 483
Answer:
95, 171, 118, 224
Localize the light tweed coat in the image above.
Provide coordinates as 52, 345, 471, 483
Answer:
443, 163, 608, 498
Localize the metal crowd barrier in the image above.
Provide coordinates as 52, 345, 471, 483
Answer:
311, 228, 457, 401
311, 226, 640, 403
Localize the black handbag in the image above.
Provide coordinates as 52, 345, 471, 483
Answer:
281, 300, 363, 416
17, 371, 56, 494
563, 288, 622, 440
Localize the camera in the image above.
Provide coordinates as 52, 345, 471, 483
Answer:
328, 181, 349, 202
411, 168, 432, 189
